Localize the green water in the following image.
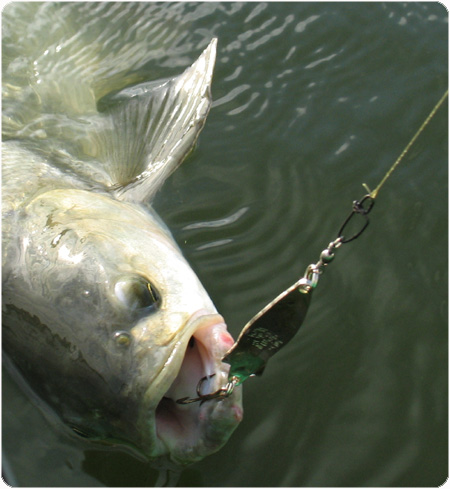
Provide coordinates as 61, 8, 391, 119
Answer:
2, 2, 448, 486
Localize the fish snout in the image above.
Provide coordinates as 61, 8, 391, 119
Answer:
188, 311, 235, 360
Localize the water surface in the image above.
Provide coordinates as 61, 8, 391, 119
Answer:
2, 2, 447, 486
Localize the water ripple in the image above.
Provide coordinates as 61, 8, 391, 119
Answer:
183, 207, 249, 230
5, 2, 447, 486
305, 51, 339, 69
295, 14, 320, 32
196, 239, 233, 251
227, 92, 259, 116
212, 84, 250, 108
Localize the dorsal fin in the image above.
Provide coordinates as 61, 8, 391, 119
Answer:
98, 38, 217, 202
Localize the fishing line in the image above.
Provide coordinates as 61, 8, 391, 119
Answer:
365, 89, 448, 199
177, 89, 448, 404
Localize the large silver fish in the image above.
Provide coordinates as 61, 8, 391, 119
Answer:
2, 3, 242, 467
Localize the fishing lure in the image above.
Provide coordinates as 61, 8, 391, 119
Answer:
177, 89, 448, 405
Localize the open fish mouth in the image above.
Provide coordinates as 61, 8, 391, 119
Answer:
153, 313, 243, 465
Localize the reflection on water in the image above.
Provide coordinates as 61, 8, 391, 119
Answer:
3, 2, 447, 486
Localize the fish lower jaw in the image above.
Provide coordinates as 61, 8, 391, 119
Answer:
154, 393, 243, 466
153, 313, 243, 465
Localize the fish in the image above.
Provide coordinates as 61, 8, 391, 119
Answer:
2, 3, 242, 468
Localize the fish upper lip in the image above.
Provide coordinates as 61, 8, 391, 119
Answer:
160, 312, 234, 404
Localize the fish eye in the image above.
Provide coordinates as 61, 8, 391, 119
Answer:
113, 330, 132, 348
114, 276, 160, 311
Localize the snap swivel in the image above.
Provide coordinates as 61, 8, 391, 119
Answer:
338, 194, 375, 243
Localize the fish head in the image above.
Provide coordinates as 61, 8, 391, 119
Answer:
2, 34, 243, 466
5, 187, 242, 466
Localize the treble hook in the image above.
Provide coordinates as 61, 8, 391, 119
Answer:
176, 374, 237, 404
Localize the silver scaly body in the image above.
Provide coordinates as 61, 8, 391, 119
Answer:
2, 3, 242, 467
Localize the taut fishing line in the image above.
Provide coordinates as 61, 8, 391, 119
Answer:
177, 89, 448, 404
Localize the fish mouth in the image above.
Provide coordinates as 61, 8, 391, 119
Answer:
154, 313, 243, 465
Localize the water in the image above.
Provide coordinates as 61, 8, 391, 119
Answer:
2, 2, 447, 486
